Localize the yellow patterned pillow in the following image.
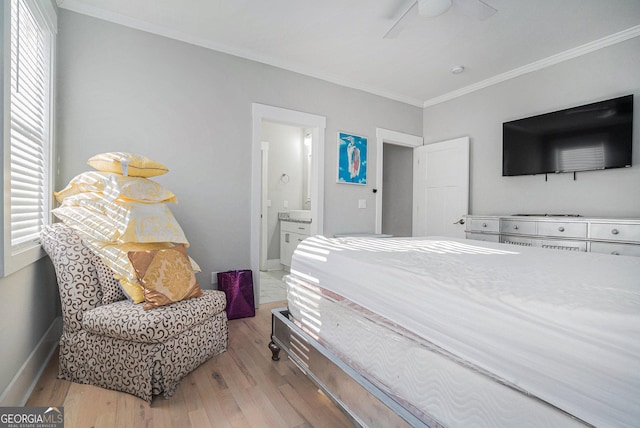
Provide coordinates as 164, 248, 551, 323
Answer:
52, 205, 189, 245
79, 238, 201, 304
88, 152, 169, 177
128, 245, 203, 310
54, 171, 178, 204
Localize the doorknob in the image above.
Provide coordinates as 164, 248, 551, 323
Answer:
453, 218, 465, 225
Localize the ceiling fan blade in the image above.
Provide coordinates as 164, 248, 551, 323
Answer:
453, 0, 497, 20
383, 1, 418, 39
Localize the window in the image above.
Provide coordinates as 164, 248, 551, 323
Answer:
1, 0, 56, 276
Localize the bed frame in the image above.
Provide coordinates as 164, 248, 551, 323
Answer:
269, 308, 436, 428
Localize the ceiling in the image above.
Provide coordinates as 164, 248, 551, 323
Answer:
57, 0, 640, 107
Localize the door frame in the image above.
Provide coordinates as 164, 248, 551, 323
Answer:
251, 104, 326, 306
374, 128, 423, 235
260, 141, 269, 271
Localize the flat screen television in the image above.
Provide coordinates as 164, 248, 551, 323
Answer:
502, 95, 633, 176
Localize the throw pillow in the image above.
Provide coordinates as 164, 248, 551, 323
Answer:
128, 244, 202, 310
91, 254, 127, 305
54, 171, 177, 204
88, 152, 169, 177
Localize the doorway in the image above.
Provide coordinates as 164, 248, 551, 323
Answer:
382, 144, 414, 237
251, 104, 326, 307
259, 123, 312, 303
374, 128, 423, 235
260, 124, 312, 272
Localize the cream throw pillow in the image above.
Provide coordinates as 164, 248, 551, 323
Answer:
54, 171, 177, 204
88, 152, 169, 177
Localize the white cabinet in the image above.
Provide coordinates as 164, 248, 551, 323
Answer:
280, 221, 311, 268
465, 215, 640, 256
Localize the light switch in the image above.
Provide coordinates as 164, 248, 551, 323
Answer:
267, 199, 272, 208
284, 200, 289, 208
358, 199, 366, 209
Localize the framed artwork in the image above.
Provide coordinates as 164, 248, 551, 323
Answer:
337, 132, 367, 185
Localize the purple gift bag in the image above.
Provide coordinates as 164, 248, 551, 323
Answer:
217, 270, 255, 319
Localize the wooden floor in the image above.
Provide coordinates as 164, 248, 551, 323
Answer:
27, 301, 354, 428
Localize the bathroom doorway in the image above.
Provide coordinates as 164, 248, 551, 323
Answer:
260, 123, 312, 272
251, 104, 326, 306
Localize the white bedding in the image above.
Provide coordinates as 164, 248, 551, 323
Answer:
289, 236, 640, 427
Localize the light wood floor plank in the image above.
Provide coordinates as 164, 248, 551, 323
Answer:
26, 301, 354, 427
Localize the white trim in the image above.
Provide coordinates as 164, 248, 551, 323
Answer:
0, 317, 62, 406
27, 0, 58, 33
260, 141, 269, 271
375, 128, 423, 235
251, 104, 326, 307
423, 25, 640, 107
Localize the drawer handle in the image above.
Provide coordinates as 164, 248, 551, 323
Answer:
558, 227, 565, 232
611, 251, 621, 256
482, 223, 487, 228
611, 228, 619, 235
298, 227, 305, 230
513, 225, 519, 230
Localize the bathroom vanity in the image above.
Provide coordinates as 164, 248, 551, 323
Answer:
279, 211, 312, 268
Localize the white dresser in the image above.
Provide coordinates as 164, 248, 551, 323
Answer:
465, 215, 640, 257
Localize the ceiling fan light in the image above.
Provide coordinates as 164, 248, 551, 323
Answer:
417, 0, 453, 18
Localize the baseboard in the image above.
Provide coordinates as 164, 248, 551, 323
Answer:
0, 316, 62, 406
264, 259, 283, 271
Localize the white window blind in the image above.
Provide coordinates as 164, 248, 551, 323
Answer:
9, 0, 50, 251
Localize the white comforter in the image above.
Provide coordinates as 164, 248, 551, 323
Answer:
289, 236, 640, 427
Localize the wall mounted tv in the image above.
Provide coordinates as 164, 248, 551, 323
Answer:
502, 95, 633, 176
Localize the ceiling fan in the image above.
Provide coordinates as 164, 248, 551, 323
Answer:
383, 0, 497, 39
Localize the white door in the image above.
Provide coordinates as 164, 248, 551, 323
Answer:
413, 137, 469, 238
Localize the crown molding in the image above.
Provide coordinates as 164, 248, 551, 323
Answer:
423, 24, 640, 108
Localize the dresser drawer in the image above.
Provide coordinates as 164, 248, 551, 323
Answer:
590, 242, 640, 257
501, 220, 536, 236
466, 232, 500, 243
469, 218, 500, 233
281, 221, 311, 235
590, 223, 640, 243
537, 221, 587, 239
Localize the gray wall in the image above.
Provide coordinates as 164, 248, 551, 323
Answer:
56, 10, 423, 288
423, 37, 640, 218
0, 261, 58, 404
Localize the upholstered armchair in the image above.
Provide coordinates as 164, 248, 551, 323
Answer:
41, 223, 228, 402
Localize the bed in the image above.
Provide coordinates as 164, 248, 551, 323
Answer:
269, 236, 640, 427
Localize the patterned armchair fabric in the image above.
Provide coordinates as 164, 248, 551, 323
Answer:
41, 223, 228, 402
